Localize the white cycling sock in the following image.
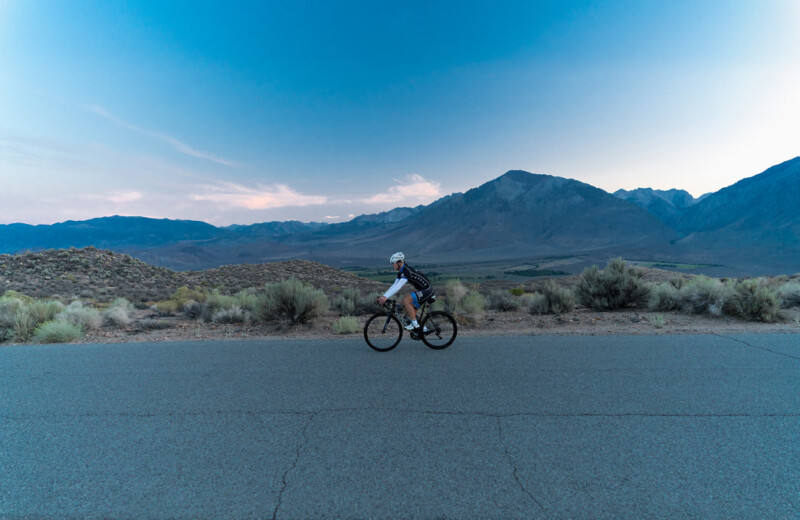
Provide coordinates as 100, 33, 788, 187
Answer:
411, 320, 419, 328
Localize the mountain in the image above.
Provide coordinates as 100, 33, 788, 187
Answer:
2, 160, 799, 274
613, 188, 699, 228
671, 157, 800, 270
0, 216, 224, 253
363, 171, 677, 261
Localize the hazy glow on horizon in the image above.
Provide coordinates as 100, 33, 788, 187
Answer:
1, 0, 798, 225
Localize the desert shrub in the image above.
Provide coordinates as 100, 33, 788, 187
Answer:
0, 296, 25, 340
2, 290, 34, 304
4, 298, 67, 343
679, 276, 732, 316
152, 300, 180, 315
444, 280, 469, 310
539, 280, 576, 314
182, 300, 204, 320
32, 320, 83, 344
487, 290, 522, 312
105, 298, 135, 327
11, 311, 37, 343
648, 283, 682, 312
333, 295, 356, 316
509, 288, 525, 297
460, 292, 486, 316
332, 316, 360, 334
649, 314, 666, 329
27, 300, 65, 325
234, 290, 258, 313
725, 279, 780, 322
254, 277, 329, 324
354, 293, 382, 315
777, 281, 800, 308
575, 258, 650, 311
57, 301, 102, 330
201, 290, 239, 322
171, 286, 205, 306
525, 292, 549, 315
333, 289, 381, 316
211, 305, 248, 324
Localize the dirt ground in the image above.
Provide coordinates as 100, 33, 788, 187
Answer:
75, 306, 800, 345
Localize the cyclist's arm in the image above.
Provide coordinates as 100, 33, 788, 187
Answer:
383, 277, 408, 299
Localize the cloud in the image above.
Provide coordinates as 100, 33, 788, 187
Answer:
78, 191, 144, 204
362, 174, 442, 205
86, 105, 239, 167
192, 182, 328, 210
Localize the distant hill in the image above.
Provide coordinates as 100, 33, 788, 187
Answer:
671, 157, 800, 272
613, 188, 701, 228
2, 158, 799, 275
0, 247, 383, 302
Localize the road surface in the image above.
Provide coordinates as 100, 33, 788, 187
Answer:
2, 334, 799, 518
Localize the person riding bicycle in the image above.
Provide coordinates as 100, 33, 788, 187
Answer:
377, 252, 434, 331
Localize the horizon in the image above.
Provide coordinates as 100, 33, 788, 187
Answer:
2, 1, 799, 226
0, 159, 777, 228
1, 158, 796, 227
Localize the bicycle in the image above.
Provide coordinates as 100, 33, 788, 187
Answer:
363, 296, 457, 352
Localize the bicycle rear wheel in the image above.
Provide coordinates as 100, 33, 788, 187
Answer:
364, 313, 403, 352
420, 311, 457, 349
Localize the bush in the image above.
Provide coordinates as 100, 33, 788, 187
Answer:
333, 295, 356, 316
444, 280, 469, 310
201, 290, 239, 322
332, 316, 360, 334
27, 300, 65, 325
726, 279, 780, 322
2, 290, 34, 304
648, 283, 682, 312
525, 292, 549, 315
11, 311, 37, 343
57, 301, 102, 330
778, 281, 800, 308
152, 300, 180, 315
182, 300, 204, 320
460, 292, 486, 316
487, 290, 522, 312
105, 298, 135, 327
254, 277, 329, 324
575, 258, 650, 311
234, 290, 258, 313
539, 280, 576, 314
0, 296, 25, 341
679, 276, 732, 316
32, 320, 83, 344
171, 286, 205, 306
211, 305, 248, 324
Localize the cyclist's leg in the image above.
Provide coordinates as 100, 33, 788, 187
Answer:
403, 293, 418, 322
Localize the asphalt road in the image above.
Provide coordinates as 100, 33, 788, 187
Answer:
2, 334, 799, 519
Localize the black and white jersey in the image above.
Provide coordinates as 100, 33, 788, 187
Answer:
397, 264, 432, 292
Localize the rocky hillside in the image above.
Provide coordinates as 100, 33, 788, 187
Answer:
0, 247, 384, 302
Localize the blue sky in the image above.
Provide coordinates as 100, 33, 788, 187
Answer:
1, 0, 798, 225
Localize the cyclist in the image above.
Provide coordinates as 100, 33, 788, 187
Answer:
377, 252, 434, 331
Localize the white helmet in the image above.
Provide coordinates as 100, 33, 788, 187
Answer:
390, 252, 405, 264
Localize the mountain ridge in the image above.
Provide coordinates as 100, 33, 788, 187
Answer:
2, 158, 799, 275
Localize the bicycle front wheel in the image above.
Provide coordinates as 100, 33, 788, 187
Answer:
420, 311, 457, 349
364, 313, 403, 352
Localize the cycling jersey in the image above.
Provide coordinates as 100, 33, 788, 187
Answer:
383, 264, 432, 299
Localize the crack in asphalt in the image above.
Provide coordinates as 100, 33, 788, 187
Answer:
272, 411, 316, 520
496, 416, 546, 513
711, 333, 800, 361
